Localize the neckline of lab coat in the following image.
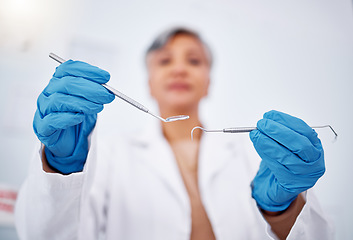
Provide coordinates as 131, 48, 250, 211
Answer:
128, 120, 240, 211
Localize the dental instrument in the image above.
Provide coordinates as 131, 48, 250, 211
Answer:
191, 125, 337, 141
49, 53, 189, 123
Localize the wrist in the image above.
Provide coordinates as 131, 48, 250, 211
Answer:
252, 190, 297, 212
261, 209, 287, 216
261, 194, 306, 240
41, 145, 60, 173
261, 193, 306, 217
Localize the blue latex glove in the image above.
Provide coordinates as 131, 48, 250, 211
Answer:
250, 110, 325, 212
33, 60, 115, 174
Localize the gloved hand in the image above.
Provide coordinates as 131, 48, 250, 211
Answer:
250, 110, 325, 212
33, 60, 115, 174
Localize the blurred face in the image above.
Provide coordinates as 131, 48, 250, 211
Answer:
147, 34, 211, 111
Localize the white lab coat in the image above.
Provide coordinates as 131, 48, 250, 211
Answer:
15, 121, 334, 240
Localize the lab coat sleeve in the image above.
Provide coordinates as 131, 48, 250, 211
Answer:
264, 190, 335, 240
15, 131, 108, 240
15, 145, 86, 240
286, 189, 334, 239
242, 139, 334, 239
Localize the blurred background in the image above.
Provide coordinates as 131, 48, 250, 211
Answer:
0, 0, 352, 239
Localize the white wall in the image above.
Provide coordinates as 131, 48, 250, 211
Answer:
1, 0, 352, 238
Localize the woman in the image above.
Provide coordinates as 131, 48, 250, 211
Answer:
15, 27, 333, 239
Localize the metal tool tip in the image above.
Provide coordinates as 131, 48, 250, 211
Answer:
165, 115, 189, 122
191, 126, 204, 141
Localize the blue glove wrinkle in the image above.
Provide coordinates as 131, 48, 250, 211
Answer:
34, 113, 84, 150
45, 128, 76, 157
263, 110, 320, 146
46, 112, 85, 133
44, 77, 114, 105
44, 115, 96, 174
257, 119, 321, 163
38, 92, 104, 117
45, 147, 85, 174
34, 60, 112, 174
251, 165, 296, 211
33, 109, 57, 137
251, 129, 325, 181
53, 60, 111, 84
250, 110, 326, 212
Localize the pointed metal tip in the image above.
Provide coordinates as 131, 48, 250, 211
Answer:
190, 126, 205, 141
312, 125, 338, 142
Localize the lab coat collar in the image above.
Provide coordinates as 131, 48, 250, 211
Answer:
130, 120, 190, 209
198, 125, 239, 188
129, 120, 238, 208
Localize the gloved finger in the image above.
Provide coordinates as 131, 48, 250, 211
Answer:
44, 76, 115, 104
38, 92, 104, 116
33, 110, 85, 137
53, 60, 110, 84
251, 162, 299, 209
263, 110, 320, 146
250, 129, 325, 179
256, 119, 322, 163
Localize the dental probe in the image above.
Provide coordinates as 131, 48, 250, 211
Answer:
191, 125, 338, 141
49, 53, 189, 123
